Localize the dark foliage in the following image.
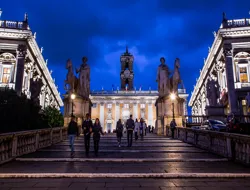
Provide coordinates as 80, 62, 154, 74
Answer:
42, 106, 64, 128
0, 88, 62, 133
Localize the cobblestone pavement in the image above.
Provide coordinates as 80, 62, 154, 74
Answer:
0, 133, 250, 189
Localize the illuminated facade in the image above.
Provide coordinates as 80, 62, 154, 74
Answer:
0, 12, 63, 108
189, 14, 250, 116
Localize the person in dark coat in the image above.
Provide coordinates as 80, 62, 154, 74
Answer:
92, 118, 104, 156
116, 119, 123, 147
82, 113, 93, 156
126, 114, 135, 147
170, 119, 177, 138
67, 116, 79, 157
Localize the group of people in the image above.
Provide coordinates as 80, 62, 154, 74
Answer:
67, 113, 152, 157
116, 115, 151, 147
67, 113, 104, 157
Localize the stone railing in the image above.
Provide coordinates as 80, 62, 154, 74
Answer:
223, 18, 250, 28
0, 20, 29, 30
166, 126, 250, 165
0, 127, 67, 164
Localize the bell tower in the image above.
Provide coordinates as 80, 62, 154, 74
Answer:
120, 46, 134, 90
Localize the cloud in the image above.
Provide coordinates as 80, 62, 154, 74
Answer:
1, 0, 250, 103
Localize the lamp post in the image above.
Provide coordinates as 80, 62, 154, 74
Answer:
170, 93, 176, 120
70, 93, 76, 116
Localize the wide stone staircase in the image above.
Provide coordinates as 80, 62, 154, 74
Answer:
0, 133, 250, 190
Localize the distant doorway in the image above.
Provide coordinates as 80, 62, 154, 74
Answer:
107, 123, 112, 133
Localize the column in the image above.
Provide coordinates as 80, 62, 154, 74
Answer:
115, 102, 120, 123
133, 102, 138, 119
148, 102, 153, 126
224, 45, 238, 114
15, 44, 27, 95
100, 102, 105, 130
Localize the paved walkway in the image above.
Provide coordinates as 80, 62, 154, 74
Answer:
0, 133, 250, 190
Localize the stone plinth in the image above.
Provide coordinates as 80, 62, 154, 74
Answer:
156, 95, 186, 135
63, 94, 92, 127
205, 105, 225, 121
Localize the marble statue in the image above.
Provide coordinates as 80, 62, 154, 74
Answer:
76, 56, 90, 98
30, 76, 43, 105
64, 59, 78, 93
170, 58, 181, 93
156, 57, 170, 96
206, 77, 220, 106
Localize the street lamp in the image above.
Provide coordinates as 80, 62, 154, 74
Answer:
170, 93, 176, 120
70, 93, 76, 116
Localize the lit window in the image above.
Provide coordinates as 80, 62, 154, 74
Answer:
239, 67, 248, 83
107, 104, 112, 108
124, 104, 129, 108
140, 104, 145, 108
2, 67, 11, 83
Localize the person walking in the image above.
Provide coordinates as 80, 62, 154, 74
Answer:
82, 113, 93, 156
67, 116, 79, 158
116, 119, 123, 147
134, 119, 139, 141
170, 119, 177, 138
126, 114, 135, 147
139, 118, 146, 140
148, 125, 151, 133
92, 118, 104, 156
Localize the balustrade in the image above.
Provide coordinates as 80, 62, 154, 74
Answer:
224, 18, 250, 28
0, 20, 29, 30
166, 126, 250, 165
0, 127, 67, 164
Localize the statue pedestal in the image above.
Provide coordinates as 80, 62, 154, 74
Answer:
155, 95, 186, 135
205, 105, 225, 121
63, 94, 92, 128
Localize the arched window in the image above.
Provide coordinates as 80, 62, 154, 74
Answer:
0, 53, 16, 85
234, 52, 250, 84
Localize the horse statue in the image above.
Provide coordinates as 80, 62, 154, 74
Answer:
64, 59, 78, 93
170, 58, 181, 93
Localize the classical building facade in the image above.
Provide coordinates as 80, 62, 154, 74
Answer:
90, 90, 158, 132
189, 14, 250, 118
0, 13, 63, 108
90, 48, 158, 132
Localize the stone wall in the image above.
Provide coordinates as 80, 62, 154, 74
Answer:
0, 127, 67, 164
166, 126, 250, 165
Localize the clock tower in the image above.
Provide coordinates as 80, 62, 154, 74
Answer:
120, 46, 134, 90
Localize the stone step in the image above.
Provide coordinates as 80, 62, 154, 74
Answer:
1, 173, 250, 178
37, 149, 207, 153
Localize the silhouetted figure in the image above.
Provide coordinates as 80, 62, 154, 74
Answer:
126, 115, 135, 147
67, 116, 79, 158
82, 113, 93, 156
116, 119, 123, 147
139, 118, 146, 140
170, 119, 177, 138
134, 118, 139, 141
92, 118, 104, 156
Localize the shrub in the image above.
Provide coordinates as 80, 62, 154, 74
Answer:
42, 106, 64, 128
0, 88, 63, 133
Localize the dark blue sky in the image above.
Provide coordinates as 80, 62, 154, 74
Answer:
1, 1, 250, 102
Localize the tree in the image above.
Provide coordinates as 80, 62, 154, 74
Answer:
0, 88, 49, 133
42, 106, 64, 128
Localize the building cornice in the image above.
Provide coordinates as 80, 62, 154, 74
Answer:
0, 29, 31, 39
